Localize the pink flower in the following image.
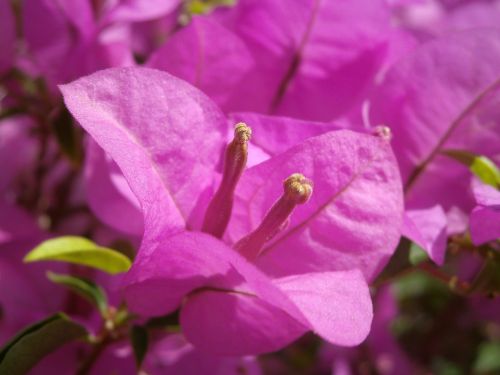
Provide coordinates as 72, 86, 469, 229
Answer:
147, 0, 393, 121
146, 333, 262, 375
61, 67, 403, 355
0, 201, 64, 345
147, 16, 254, 111
369, 29, 500, 262
21, 0, 179, 87
322, 287, 415, 375
390, 0, 500, 40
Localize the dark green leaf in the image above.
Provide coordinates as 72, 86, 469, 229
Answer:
145, 310, 180, 329
24, 236, 132, 274
130, 325, 149, 369
0, 313, 87, 375
442, 150, 500, 188
46, 271, 108, 316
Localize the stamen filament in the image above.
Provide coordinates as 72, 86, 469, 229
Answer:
202, 123, 252, 238
234, 173, 312, 261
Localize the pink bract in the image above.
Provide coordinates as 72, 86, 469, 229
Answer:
61, 67, 403, 355
370, 29, 500, 261
469, 178, 500, 245
210, 0, 392, 121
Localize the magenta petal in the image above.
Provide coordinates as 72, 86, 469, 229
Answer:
147, 17, 254, 110
275, 270, 373, 346
85, 140, 143, 236
124, 230, 306, 322
0, 210, 65, 344
22, 0, 95, 84
103, 0, 180, 24
180, 289, 307, 355
470, 207, 500, 245
446, 1, 500, 31
0, 202, 41, 245
402, 206, 448, 265
217, 0, 391, 120
228, 112, 342, 157
370, 29, 500, 209
0, 0, 16, 73
471, 178, 500, 207
147, 334, 262, 375
123, 231, 234, 316
228, 130, 403, 281
0, 116, 37, 196
469, 179, 500, 245
61, 67, 227, 232
50, 0, 94, 38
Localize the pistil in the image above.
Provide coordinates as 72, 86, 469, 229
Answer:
234, 173, 313, 261
202, 123, 252, 238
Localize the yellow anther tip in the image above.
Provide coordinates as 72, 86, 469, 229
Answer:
372, 125, 392, 141
234, 122, 252, 144
283, 173, 313, 204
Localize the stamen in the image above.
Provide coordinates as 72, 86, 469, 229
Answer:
202, 123, 252, 238
234, 173, 312, 261
372, 125, 392, 141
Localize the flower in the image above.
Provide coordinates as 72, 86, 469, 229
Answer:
369, 29, 500, 263
147, 0, 393, 121
20, 0, 179, 87
61, 66, 403, 355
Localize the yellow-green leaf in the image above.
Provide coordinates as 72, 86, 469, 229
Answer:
24, 236, 132, 274
47, 271, 108, 315
186, 0, 235, 15
442, 149, 500, 188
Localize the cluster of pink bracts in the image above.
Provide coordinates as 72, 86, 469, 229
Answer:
1, 0, 500, 374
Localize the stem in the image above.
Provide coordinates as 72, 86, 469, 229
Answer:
418, 262, 470, 295
75, 336, 111, 375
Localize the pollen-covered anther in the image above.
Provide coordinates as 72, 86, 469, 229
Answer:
201, 122, 252, 238
372, 125, 392, 141
234, 172, 313, 261
283, 173, 313, 204
234, 122, 252, 144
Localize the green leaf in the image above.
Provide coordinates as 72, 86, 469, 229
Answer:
186, 0, 235, 14
0, 313, 88, 375
442, 150, 500, 188
432, 357, 464, 375
409, 243, 429, 266
24, 236, 132, 274
130, 325, 149, 369
145, 310, 179, 328
46, 271, 108, 316
474, 342, 500, 374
